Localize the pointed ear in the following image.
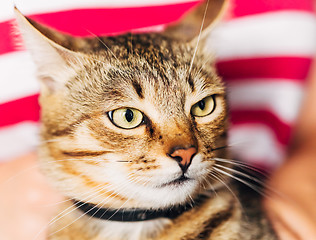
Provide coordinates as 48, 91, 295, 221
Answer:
14, 7, 85, 94
164, 0, 228, 42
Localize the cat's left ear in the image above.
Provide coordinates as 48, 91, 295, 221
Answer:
164, 0, 228, 43
14, 7, 86, 94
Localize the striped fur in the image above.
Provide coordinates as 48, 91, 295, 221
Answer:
15, 1, 276, 239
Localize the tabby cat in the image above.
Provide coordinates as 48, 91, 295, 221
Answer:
15, 0, 277, 239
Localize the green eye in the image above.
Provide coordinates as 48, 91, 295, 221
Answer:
191, 95, 216, 117
108, 108, 143, 129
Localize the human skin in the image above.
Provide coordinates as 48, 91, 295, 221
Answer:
0, 152, 63, 240
265, 60, 316, 239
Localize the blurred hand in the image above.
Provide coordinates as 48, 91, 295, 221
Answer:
0, 152, 64, 240
265, 147, 316, 240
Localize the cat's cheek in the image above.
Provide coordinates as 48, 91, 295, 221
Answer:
186, 153, 212, 177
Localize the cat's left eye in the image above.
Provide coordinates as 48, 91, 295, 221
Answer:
108, 108, 144, 129
191, 95, 216, 117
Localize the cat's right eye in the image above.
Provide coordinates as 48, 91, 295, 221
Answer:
191, 95, 216, 117
108, 108, 144, 129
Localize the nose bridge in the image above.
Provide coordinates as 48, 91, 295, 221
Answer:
157, 117, 198, 172
163, 118, 197, 149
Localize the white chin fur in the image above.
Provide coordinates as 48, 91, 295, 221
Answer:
134, 179, 200, 208
101, 155, 208, 209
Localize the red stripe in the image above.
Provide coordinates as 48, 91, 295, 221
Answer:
30, 2, 199, 36
0, 20, 21, 55
0, 94, 40, 127
216, 57, 312, 82
1, 2, 199, 55
232, 0, 315, 18
230, 110, 292, 145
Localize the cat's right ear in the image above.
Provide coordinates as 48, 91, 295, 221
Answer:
14, 7, 85, 94
164, 0, 228, 42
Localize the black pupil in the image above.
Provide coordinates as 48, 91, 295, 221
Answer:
198, 100, 205, 110
125, 109, 134, 122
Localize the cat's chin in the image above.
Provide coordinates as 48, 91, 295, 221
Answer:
134, 177, 201, 209
157, 175, 192, 188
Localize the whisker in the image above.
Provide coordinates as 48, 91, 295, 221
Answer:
0, 158, 96, 189
99, 177, 153, 221
37, 183, 110, 239
191, 55, 214, 80
32, 182, 106, 240
49, 181, 138, 237
41, 197, 70, 208
213, 157, 269, 176
187, 0, 210, 77
213, 166, 267, 197
82, 178, 140, 222
39, 169, 108, 208
208, 171, 245, 214
39, 139, 61, 143
214, 163, 280, 197
211, 145, 229, 152
214, 164, 267, 187
42, 169, 148, 236
85, 29, 120, 62
47, 174, 145, 238
208, 181, 218, 197
38, 172, 140, 237
0, 163, 38, 188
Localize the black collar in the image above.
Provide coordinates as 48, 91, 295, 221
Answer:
73, 196, 207, 222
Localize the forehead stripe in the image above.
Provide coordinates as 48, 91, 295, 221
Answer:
188, 75, 195, 92
132, 80, 144, 99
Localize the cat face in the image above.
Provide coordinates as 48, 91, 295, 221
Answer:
15, 1, 229, 209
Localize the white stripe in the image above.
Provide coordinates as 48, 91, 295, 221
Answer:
0, 51, 39, 104
228, 124, 285, 169
227, 80, 304, 124
0, 0, 14, 22
208, 11, 316, 60
1, 0, 197, 22
0, 122, 39, 162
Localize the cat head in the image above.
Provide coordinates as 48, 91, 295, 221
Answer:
15, 0, 229, 209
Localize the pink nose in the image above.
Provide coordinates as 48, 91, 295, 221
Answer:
170, 147, 197, 172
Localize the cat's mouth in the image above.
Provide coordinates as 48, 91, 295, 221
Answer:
159, 175, 192, 188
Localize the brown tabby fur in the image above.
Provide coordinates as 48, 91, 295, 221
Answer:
15, 0, 277, 239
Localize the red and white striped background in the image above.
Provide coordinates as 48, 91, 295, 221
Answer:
1, 0, 315, 169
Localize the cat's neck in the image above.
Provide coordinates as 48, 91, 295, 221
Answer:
49, 202, 171, 240
72, 192, 209, 222
50, 188, 235, 240
93, 217, 171, 240
64, 194, 209, 239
